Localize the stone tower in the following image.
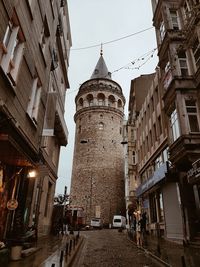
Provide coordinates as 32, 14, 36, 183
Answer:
70, 51, 126, 225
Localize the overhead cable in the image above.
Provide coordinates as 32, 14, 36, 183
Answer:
71, 27, 154, 51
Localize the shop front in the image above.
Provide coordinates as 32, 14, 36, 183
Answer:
136, 162, 168, 236
136, 162, 184, 240
0, 133, 38, 242
187, 158, 200, 236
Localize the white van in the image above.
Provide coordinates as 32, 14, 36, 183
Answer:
90, 218, 102, 228
112, 215, 126, 228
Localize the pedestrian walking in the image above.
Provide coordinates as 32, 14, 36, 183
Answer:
136, 216, 142, 247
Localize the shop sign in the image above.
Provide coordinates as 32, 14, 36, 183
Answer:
187, 159, 200, 183
136, 162, 168, 197
7, 198, 18, 210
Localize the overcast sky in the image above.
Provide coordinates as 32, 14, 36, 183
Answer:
56, 0, 158, 195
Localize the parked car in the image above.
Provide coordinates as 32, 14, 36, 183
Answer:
90, 218, 102, 229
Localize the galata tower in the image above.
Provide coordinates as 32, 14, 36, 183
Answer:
70, 51, 126, 226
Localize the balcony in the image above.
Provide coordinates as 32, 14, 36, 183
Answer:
169, 134, 200, 171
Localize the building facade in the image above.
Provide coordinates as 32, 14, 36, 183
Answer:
151, 0, 200, 242
129, 71, 184, 241
70, 52, 126, 226
0, 0, 71, 241
127, 0, 200, 243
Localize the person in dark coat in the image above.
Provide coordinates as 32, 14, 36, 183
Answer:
141, 212, 147, 234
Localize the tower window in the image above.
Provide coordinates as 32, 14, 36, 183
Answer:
118, 99, 122, 108
108, 95, 115, 107
99, 122, 104, 130
97, 93, 105, 106
87, 94, 94, 106
79, 98, 83, 107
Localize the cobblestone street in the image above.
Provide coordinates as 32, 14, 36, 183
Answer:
72, 229, 160, 267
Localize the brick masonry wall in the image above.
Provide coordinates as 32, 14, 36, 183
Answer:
70, 80, 126, 225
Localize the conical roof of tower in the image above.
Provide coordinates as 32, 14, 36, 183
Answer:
90, 54, 112, 80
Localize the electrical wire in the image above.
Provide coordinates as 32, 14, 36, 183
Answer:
70, 27, 154, 51
66, 47, 157, 94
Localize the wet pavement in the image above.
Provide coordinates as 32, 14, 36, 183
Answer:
8, 235, 65, 267
72, 229, 160, 267
7, 232, 82, 267
5, 229, 200, 267
128, 230, 200, 267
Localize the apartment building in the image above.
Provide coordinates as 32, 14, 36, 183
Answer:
151, 0, 200, 242
129, 70, 185, 241
0, 0, 71, 240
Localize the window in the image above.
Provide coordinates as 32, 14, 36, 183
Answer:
98, 122, 104, 130
192, 37, 200, 70
164, 61, 171, 73
170, 109, 181, 141
87, 94, 93, 106
159, 20, 166, 40
131, 129, 134, 142
185, 99, 200, 132
178, 51, 188, 76
155, 155, 162, 170
108, 95, 115, 107
163, 147, 169, 162
149, 194, 157, 223
183, 0, 191, 22
158, 116, 162, 136
1, 17, 25, 86
170, 9, 180, 30
40, 16, 50, 62
97, 93, 105, 106
118, 99, 122, 108
79, 98, 83, 107
27, 77, 42, 124
2, 22, 12, 49
132, 151, 136, 165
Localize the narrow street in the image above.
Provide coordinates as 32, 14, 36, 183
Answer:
72, 229, 161, 267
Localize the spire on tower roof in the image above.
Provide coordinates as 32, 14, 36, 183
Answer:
100, 43, 103, 56
90, 47, 112, 80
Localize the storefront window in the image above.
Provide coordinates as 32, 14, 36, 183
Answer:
149, 193, 157, 223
